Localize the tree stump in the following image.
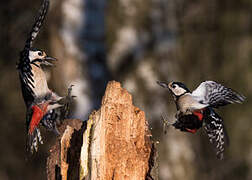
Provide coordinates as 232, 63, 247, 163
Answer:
47, 81, 155, 180
46, 119, 84, 180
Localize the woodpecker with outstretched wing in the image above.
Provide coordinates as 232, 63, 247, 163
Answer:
17, 0, 73, 153
157, 81, 245, 159
17, 0, 56, 107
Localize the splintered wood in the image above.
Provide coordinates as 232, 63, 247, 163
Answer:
46, 119, 83, 180
47, 81, 154, 180
60, 126, 74, 180
87, 81, 153, 180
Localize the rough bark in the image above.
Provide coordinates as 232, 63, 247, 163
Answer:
47, 81, 155, 180
46, 119, 84, 180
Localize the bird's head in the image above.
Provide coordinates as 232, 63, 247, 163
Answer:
157, 81, 190, 99
168, 82, 190, 97
28, 48, 56, 66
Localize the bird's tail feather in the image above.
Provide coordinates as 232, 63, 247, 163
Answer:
26, 128, 43, 154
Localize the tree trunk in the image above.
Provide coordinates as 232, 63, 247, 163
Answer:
47, 81, 156, 180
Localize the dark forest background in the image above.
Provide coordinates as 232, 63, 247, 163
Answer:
0, 0, 252, 179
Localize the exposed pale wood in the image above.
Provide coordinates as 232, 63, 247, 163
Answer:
60, 126, 74, 180
80, 113, 94, 179
46, 119, 83, 180
47, 81, 156, 180
86, 81, 154, 180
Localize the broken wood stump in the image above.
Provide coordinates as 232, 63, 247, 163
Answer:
46, 118, 84, 180
46, 81, 156, 180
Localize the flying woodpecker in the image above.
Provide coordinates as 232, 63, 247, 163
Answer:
157, 80, 245, 159
16, 0, 73, 153
17, 0, 56, 107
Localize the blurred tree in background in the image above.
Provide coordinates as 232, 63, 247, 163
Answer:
0, 0, 251, 179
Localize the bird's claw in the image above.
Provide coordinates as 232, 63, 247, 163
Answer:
161, 114, 174, 134
61, 85, 75, 119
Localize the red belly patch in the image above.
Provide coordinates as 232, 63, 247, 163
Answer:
185, 128, 197, 134
192, 110, 204, 121
29, 104, 48, 134
185, 110, 205, 133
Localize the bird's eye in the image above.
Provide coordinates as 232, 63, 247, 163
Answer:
38, 51, 43, 56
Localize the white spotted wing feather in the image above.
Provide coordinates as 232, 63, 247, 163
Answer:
192, 81, 245, 108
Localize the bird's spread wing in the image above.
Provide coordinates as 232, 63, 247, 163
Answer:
203, 108, 228, 160
192, 81, 245, 108
25, 0, 50, 49
17, 0, 50, 102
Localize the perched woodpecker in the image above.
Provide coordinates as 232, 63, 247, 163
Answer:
157, 80, 245, 159
17, 0, 73, 153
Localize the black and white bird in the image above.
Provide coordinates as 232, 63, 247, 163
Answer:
157, 80, 245, 159
17, 0, 73, 153
17, 0, 56, 107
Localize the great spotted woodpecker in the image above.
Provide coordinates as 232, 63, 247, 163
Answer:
17, 0, 73, 153
157, 81, 245, 159
17, 0, 55, 107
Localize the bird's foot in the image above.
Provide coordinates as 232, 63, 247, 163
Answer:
161, 114, 174, 134
61, 85, 76, 119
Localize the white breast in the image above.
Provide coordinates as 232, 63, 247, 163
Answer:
178, 93, 208, 113
30, 65, 50, 98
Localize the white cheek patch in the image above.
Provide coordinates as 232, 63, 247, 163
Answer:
29, 51, 40, 61
173, 88, 186, 96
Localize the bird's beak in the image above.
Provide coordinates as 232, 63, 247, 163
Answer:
157, 81, 169, 89
42, 56, 57, 66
